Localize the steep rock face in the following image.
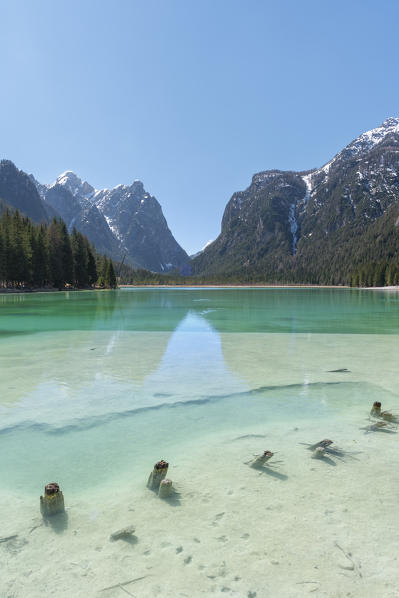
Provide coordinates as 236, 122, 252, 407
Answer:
33, 171, 189, 272
92, 181, 189, 272
0, 160, 49, 223
193, 118, 399, 281
195, 170, 307, 273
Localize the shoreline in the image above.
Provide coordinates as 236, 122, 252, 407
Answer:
1, 284, 399, 295
366, 285, 399, 291
0, 286, 113, 296
120, 283, 351, 289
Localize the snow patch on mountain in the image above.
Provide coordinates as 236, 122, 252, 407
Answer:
30, 169, 189, 272
353, 117, 399, 152
288, 204, 298, 255
190, 240, 214, 259
318, 118, 399, 179
51, 171, 95, 200
202, 240, 214, 251
301, 174, 312, 202
104, 215, 123, 243
288, 174, 313, 255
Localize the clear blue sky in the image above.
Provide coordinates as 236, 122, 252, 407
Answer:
1, 0, 398, 254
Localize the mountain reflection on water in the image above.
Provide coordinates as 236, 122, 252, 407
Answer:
2, 286, 399, 335
1, 288, 399, 411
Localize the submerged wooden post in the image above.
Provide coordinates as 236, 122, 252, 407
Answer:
382, 411, 393, 422
158, 478, 173, 499
312, 446, 326, 459
308, 439, 333, 451
370, 401, 397, 424
249, 450, 274, 468
109, 525, 135, 542
147, 460, 169, 491
40, 482, 65, 517
370, 401, 382, 417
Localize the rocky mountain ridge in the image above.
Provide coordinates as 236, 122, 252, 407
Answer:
192, 117, 399, 283
0, 161, 189, 273
0, 161, 49, 223
2, 117, 399, 284
39, 171, 189, 272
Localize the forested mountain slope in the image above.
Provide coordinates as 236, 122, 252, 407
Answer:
192, 118, 399, 284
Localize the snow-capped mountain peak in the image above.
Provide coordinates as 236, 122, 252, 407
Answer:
349, 117, 399, 153
317, 117, 399, 179
36, 171, 189, 273
51, 171, 95, 199
380, 116, 399, 129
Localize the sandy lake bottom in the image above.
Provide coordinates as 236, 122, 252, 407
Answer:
1, 289, 399, 597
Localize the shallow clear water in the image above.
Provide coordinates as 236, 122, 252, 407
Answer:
1, 288, 399, 597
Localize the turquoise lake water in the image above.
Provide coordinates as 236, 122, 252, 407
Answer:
1, 288, 399, 597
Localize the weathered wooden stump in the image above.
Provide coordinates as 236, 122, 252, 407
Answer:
147, 460, 169, 491
370, 402, 396, 423
312, 446, 326, 459
308, 439, 333, 451
370, 401, 382, 417
382, 411, 393, 422
158, 478, 173, 499
40, 482, 65, 517
249, 450, 274, 468
109, 525, 135, 541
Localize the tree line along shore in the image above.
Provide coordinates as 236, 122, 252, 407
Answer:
0, 209, 116, 290
117, 262, 399, 288
1, 208, 399, 291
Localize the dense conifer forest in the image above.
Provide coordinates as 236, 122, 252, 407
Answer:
0, 204, 398, 291
0, 208, 116, 290
117, 253, 399, 287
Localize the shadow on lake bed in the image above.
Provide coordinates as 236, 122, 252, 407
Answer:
43, 510, 69, 534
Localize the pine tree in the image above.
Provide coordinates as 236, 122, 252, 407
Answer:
0, 229, 4, 284
71, 228, 89, 287
61, 222, 74, 285
97, 255, 108, 287
0, 210, 113, 289
86, 242, 98, 286
1, 210, 11, 284
31, 224, 49, 287
10, 211, 33, 285
47, 219, 64, 287
106, 260, 117, 288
